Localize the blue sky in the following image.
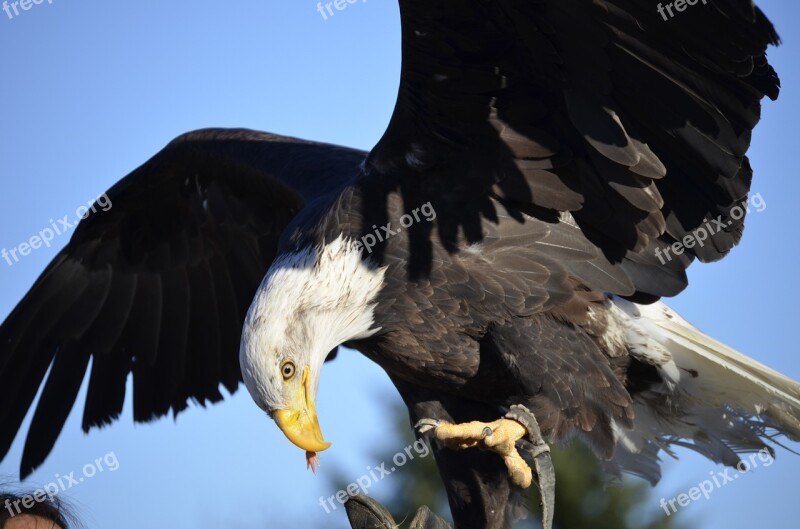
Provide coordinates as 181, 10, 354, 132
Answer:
0, 1, 797, 528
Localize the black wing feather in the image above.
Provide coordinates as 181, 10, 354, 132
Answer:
368, 0, 779, 298
0, 129, 366, 477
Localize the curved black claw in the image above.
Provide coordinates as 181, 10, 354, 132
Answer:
506, 404, 555, 529
415, 418, 442, 435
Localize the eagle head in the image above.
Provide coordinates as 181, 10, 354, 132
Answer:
238, 235, 386, 463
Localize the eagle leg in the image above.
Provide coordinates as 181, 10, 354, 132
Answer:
416, 404, 554, 529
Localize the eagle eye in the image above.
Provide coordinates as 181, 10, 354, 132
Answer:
281, 360, 296, 381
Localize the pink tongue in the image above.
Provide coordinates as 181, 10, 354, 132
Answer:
306, 451, 321, 474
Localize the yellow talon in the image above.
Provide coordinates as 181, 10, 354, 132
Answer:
423, 418, 533, 488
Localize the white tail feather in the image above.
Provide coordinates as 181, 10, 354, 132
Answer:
604, 298, 800, 483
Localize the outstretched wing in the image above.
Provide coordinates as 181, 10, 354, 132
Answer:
363, 2, 781, 515
0, 128, 366, 477
366, 0, 779, 300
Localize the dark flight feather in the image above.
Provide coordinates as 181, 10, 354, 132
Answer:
0, 130, 367, 476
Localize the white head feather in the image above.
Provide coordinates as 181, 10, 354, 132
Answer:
239, 235, 386, 412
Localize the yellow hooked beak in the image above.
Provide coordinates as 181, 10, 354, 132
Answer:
274, 366, 331, 452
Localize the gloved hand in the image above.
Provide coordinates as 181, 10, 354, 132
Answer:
344, 494, 452, 529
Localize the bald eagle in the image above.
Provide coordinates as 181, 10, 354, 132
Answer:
1, 1, 796, 528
